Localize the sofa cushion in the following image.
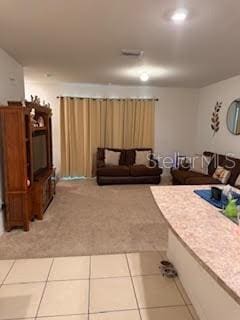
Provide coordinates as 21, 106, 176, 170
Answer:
177, 155, 191, 170
125, 149, 135, 165
97, 165, 129, 177
125, 148, 153, 165
185, 176, 221, 185
130, 165, 162, 177
190, 155, 212, 175
172, 169, 207, 184
97, 148, 126, 165
135, 150, 151, 166
105, 150, 121, 166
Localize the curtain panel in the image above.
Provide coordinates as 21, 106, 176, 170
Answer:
60, 97, 155, 177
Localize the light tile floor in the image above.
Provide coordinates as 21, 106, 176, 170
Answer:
0, 252, 199, 320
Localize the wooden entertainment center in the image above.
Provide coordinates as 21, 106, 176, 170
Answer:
0, 102, 55, 231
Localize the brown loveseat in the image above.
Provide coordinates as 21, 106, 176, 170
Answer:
96, 148, 162, 185
171, 151, 240, 186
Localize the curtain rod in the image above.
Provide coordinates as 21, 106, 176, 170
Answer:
56, 96, 159, 101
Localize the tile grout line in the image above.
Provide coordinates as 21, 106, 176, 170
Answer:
35, 258, 55, 320
3, 280, 49, 286
0, 273, 170, 289
138, 304, 194, 310
125, 254, 142, 320
88, 256, 91, 320
0, 317, 36, 320
185, 304, 196, 320
174, 278, 192, 306
0, 305, 191, 320
173, 278, 195, 320
36, 313, 88, 318
88, 308, 139, 316
1, 260, 16, 287
0, 312, 89, 320
173, 278, 189, 305
87, 304, 189, 316
1, 273, 166, 286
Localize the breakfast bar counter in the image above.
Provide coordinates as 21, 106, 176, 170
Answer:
151, 185, 240, 320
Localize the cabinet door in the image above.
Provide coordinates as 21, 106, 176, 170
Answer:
2, 110, 27, 191
6, 193, 29, 231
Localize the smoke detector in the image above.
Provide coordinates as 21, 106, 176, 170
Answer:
121, 49, 144, 57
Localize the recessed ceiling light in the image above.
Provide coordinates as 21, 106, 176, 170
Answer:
140, 72, 149, 82
171, 9, 188, 23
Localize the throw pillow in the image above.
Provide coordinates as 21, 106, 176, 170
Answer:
190, 155, 211, 175
105, 150, 121, 166
135, 150, 151, 166
212, 166, 231, 184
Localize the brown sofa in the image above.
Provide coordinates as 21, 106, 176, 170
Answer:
171, 151, 240, 186
96, 148, 162, 185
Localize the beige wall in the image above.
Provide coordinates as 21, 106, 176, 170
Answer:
0, 49, 24, 105
25, 81, 199, 175
0, 48, 25, 235
196, 75, 240, 158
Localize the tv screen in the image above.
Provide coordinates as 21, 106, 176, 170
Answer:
32, 134, 47, 174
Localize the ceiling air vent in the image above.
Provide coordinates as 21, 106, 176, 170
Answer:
121, 49, 144, 57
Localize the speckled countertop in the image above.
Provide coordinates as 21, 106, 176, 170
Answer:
151, 185, 240, 305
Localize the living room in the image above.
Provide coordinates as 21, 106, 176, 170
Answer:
1, 1, 240, 320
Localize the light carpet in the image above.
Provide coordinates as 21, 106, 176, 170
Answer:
0, 179, 168, 259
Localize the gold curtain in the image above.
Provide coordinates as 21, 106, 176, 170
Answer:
60, 97, 155, 177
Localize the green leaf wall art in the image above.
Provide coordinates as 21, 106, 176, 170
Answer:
211, 101, 222, 135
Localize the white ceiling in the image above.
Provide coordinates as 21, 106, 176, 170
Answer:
0, 0, 240, 87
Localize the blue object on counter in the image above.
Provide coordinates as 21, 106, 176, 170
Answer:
194, 189, 240, 224
194, 189, 240, 209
